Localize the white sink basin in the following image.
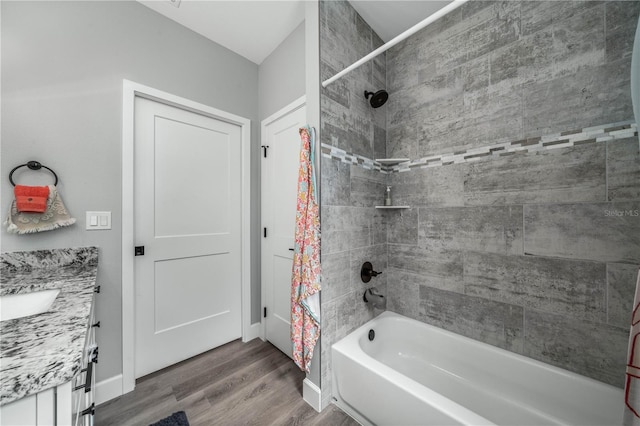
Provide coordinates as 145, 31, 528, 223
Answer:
0, 289, 61, 321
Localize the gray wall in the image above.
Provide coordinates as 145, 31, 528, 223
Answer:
319, 0, 640, 403
259, 22, 306, 121
1, 1, 260, 383
319, 0, 387, 408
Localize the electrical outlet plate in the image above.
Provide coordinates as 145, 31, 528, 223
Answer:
86, 211, 111, 230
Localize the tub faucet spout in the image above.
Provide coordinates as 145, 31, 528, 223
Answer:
363, 287, 386, 309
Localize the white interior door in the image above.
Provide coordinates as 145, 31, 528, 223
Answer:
134, 96, 242, 378
261, 100, 306, 358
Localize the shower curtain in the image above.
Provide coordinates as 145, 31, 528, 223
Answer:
625, 268, 640, 425
291, 126, 321, 373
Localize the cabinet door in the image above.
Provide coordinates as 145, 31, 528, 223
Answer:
0, 384, 71, 426
36, 389, 55, 426
57, 382, 72, 426
0, 394, 37, 425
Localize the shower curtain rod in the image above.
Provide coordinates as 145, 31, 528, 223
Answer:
322, 0, 468, 88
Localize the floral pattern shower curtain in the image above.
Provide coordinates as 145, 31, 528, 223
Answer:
291, 126, 321, 373
624, 269, 640, 425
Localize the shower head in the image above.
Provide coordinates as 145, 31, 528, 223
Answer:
364, 90, 388, 108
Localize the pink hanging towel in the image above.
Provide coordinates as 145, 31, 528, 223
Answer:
625, 268, 640, 425
291, 126, 321, 373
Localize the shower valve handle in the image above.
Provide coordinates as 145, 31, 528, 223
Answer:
361, 261, 382, 283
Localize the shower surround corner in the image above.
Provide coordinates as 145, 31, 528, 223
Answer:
320, 0, 640, 408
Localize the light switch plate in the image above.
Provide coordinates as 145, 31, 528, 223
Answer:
86, 211, 111, 230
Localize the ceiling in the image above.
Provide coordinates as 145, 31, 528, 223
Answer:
137, 0, 453, 65
138, 0, 306, 64
349, 1, 453, 43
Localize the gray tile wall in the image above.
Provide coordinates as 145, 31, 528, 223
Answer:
384, 1, 640, 388
319, 0, 388, 408
320, 0, 386, 160
319, 162, 389, 408
320, 0, 640, 406
385, 136, 640, 388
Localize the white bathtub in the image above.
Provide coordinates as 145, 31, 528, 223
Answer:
332, 311, 623, 425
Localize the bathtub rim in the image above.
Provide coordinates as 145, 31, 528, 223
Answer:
331, 310, 623, 426
332, 312, 493, 425
338, 310, 623, 395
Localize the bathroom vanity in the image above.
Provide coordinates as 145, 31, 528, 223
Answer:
0, 247, 99, 426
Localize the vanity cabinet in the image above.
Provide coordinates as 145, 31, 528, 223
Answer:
0, 386, 56, 425
0, 366, 95, 426
0, 247, 99, 426
0, 297, 98, 426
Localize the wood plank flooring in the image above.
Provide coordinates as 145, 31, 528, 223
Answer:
95, 339, 358, 426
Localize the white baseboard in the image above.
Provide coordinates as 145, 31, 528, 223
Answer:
243, 322, 262, 342
302, 378, 322, 412
95, 374, 123, 406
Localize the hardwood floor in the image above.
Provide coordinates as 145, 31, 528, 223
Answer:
95, 339, 358, 426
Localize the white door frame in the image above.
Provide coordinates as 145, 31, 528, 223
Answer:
260, 95, 306, 341
121, 79, 252, 394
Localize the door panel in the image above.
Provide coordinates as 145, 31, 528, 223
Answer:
154, 254, 231, 333
262, 103, 306, 358
154, 116, 231, 236
134, 97, 242, 378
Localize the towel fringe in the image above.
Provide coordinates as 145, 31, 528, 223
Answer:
5, 217, 76, 234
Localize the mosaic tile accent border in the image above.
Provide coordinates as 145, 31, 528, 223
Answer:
320, 145, 383, 172
321, 121, 638, 173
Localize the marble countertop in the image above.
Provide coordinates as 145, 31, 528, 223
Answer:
0, 247, 99, 406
